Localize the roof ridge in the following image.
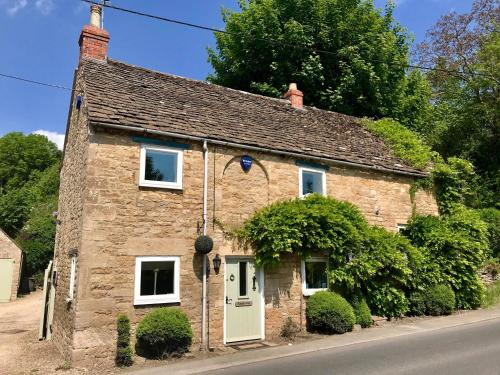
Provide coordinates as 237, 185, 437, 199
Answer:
102, 58, 359, 121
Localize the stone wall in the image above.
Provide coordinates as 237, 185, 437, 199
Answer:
51, 68, 91, 361
55, 128, 438, 367
0, 229, 23, 301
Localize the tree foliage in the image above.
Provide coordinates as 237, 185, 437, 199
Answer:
403, 207, 488, 309
0, 132, 61, 276
0, 132, 60, 195
416, 0, 499, 207
208, 0, 431, 127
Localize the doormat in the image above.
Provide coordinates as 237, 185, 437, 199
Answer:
230, 342, 270, 351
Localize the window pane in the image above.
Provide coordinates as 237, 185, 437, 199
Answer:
145, 149, 178, 183
302, 171, 323, 195
305, 261, 327, 289
140, 261, 175, 296
239, 261, 247, 296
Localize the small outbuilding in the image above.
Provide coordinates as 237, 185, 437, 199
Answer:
0, 229, 23, 302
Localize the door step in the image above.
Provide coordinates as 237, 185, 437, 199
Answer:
229, 341, 271, 351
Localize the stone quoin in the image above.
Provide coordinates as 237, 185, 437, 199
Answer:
49, 4, 438, 368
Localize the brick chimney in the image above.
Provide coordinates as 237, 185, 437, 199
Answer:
283, 83, 304, 110
79, 5, 110, 61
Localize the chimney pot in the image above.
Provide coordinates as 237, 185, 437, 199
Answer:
89, 5, 102, 28
284, 83, 304, 110
78, 5, 110, 61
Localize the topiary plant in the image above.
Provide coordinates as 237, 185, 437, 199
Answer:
115, 314, 133, 367
350, 295, 373, 328
136, 308, 193, 359
425, 285, 455, 316
306, 291, 355, 334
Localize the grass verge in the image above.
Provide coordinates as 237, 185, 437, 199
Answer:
482, 280, 500, 308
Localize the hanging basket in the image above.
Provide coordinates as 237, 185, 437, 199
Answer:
195, 235, 214, 254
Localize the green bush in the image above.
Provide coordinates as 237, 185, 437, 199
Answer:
404, 207, 488, 309
361, 118, 434, 170
115, 314, 133, 367
408, 292, 427, 316
477, 208, 500, 258
235, 195, 421, 320
116, 347, 133, 367
136, 308, 193, 359
425, 285, 455, 316
350, 296, 373, 328
306, 291, 355, 334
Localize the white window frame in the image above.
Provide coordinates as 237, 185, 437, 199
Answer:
299, 166, 327, 197
396, 223, 407, 233
134, 256, 181, 305
301, 257, 329, 296
67, 255, 77, 302
139, 144, 183, 189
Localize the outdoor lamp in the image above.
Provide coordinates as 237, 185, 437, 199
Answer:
213, 254, 221, 274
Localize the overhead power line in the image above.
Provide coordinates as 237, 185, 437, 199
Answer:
0, 72, 73, 91
82, 0, 495, 79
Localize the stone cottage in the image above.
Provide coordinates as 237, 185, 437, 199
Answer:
50, 5, 438, 367
0, 229, 23, 302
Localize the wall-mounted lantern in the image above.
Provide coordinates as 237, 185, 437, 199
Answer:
212, 254, 221, 274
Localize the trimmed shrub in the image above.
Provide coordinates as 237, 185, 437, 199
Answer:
116, 347, 133, 367
136, 308, 193, 359
115, 314, 133, 367
306, 291, 355, 334
351, 296, 373, 328
425, 285, 455, 316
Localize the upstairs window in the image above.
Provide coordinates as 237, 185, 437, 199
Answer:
139, 145, 183, 189
299, 167, 326, 197
134, 256, 180, 305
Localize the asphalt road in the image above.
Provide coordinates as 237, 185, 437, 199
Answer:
202, 319, 500, 375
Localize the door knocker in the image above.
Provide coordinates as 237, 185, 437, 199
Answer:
230, 274, 235, 282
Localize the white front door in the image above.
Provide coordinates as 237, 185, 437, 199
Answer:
225, 257, 263, 343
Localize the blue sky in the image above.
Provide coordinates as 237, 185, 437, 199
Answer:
0, 0, 474, 149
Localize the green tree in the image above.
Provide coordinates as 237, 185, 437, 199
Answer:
0, 132, 61, 275
208, 0, 431, 127
416, 0, 499, 207
16, 195, 58, 275
0, 132, 60, 194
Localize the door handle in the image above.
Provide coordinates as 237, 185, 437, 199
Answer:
252, 275, 257, 291
226, 296, 232, 304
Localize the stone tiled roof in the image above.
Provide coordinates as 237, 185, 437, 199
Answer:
79, 58, 426, 177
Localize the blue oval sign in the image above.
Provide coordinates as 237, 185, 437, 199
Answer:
240, 155, 253, 172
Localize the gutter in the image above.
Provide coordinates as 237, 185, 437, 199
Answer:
89, 121, 428, 178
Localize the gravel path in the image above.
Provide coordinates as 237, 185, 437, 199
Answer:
0, 291, 91, 374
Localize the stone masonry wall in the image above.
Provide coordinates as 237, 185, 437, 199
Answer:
0, 230, 23, 301
51, 68, 91, 361
61, 129, 437, 367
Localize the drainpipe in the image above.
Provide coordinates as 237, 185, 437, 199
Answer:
201, 140, 209, 350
